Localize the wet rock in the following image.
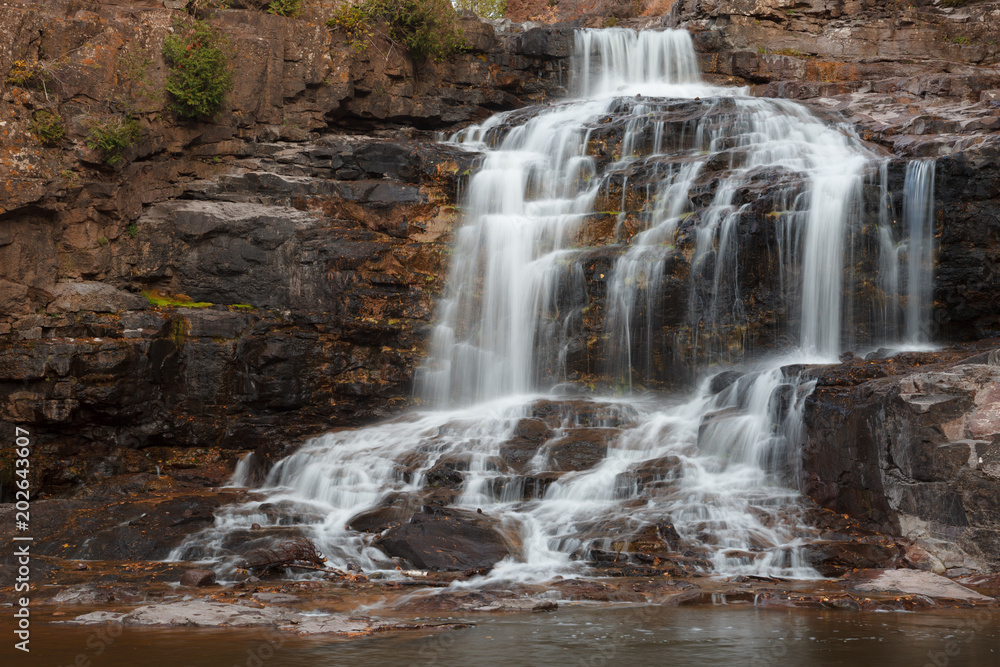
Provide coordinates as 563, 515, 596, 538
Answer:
954, 573, 1000, 597
528, 399, 639, 428
513, 418, 552, 442
499, 439, 545, 472
424, 459, 466, 489
236, 538, 327, 575
52, 584, 143, 605
252, 592, 300, 605
545, 428, 615, 471
624, 456, 683, 491
803, 541, 902, 577
372, 507, 520, 571
348, 493, 420, 534
469, 597, 558, 612
180, 569, 217, 588
394, 590, 557, 613
708, 370, 743, 394
0, 491, 237, 576
845, 569, 995, 603
67, 600, 296, 627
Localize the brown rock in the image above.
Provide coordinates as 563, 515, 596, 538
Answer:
545, 428, 616, 471
179, 569, 217, 587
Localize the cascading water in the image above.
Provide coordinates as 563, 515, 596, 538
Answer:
902, 160, 937, 345
171, 28, 937, 582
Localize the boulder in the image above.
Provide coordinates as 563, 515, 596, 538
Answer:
545, 428, 615, 471
179, 569, 217, 588
372, 507, 520, 571
845, 569, 995, 603
804, 350, 1000, 572
46, 281, 148, 314
803, 541, 902, 577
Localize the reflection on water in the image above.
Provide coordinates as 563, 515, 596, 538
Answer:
4, 605, 996, 666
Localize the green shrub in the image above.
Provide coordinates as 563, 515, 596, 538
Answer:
30, 110, 66, 146
85, 116, 143, 167
6, 60, 41, 87
267, 0, 302, 16
162, 20, 233, 119
328, 0, 467, 62
454, 0, 506, 18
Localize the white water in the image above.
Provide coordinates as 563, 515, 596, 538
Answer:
171, 29, 937, 582
903, 160, 937, 345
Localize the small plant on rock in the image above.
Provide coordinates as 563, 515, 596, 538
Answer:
6, 59, 60, 99
267, 0, 302, 16
30, 110, 66, 146
85, 115, 143, 167
327, 0, 467, 62
6, 60, 40, 86
454, 0, 506, 18
162, 19, 234, 119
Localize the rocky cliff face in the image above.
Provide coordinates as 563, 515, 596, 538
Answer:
1, 1, 999, 587
0, 0, 573, 497
803, 345, 1000, 572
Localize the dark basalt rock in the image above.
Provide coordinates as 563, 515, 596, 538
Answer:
802, 343, 1000, 572
424, 459, 466, 489
708, 370, 743, 394
803, 542, 903, 578
372, 507, 520, 571
347, 493, 420, 534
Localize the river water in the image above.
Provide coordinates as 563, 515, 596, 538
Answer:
4, 605, 997, 666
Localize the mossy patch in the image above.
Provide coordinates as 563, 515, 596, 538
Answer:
143, 290, 213, 309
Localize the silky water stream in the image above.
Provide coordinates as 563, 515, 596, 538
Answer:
171, 28, 939, 587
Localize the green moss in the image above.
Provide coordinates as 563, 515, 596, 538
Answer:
168, 317, 191, 346
143, 290, 213, 308
229, 303, 255, 310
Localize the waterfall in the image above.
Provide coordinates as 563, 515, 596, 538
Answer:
903, 160, 937, 344
171, 28, 937, 582
572, 28, 702, 97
